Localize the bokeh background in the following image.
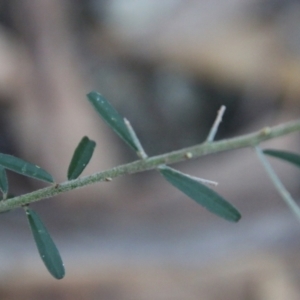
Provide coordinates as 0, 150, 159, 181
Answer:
0, 0, 300, 299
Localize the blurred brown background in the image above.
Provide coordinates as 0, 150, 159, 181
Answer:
0, 0, 300, 299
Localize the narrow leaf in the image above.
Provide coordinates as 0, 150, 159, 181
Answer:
159, 165, 241, 222
0, 153, 54, 183
25, 208, 65, 279
256, 146, 300, 222
87, 91, 139, 152
263, 149, 300, 168
0, 166, 8, 196
67, 136, 96, 180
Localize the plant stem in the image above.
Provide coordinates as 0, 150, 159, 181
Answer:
1, 118, 300, 212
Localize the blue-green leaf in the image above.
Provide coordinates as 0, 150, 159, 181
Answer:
263, 149, 300, 168
0, 166, 8, 196
25, 208, 65, 279
0, 154, 54, 183
67, 136, 96, 180
87, 91, 139, 152
159, 165, 241, 222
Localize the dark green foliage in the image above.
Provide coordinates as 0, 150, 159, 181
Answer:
87, 91, 139, 152
0, 166, 8, 196
263, 149, 300, 169
67, 136, 96, 180
25, 208, 65, 279
159, 165, 241, 222
0, 153, 54, 183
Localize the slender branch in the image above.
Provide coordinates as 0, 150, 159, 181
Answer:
1, 118, 300, 212
206, 105, 226, 142
255, 146, 300, 222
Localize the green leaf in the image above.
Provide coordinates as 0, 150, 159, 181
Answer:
263, 149, 300, 168
25, 208, 65, 279
159, 166, 241, 222
67, 136, 96, 180
87, 91, 139, 152
0, 153, 54, 183
0, 166, 8, 196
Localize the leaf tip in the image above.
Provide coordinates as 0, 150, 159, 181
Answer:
231, 212, 242, 223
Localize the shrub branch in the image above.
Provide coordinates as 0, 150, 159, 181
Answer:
0, 118, 300, 212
